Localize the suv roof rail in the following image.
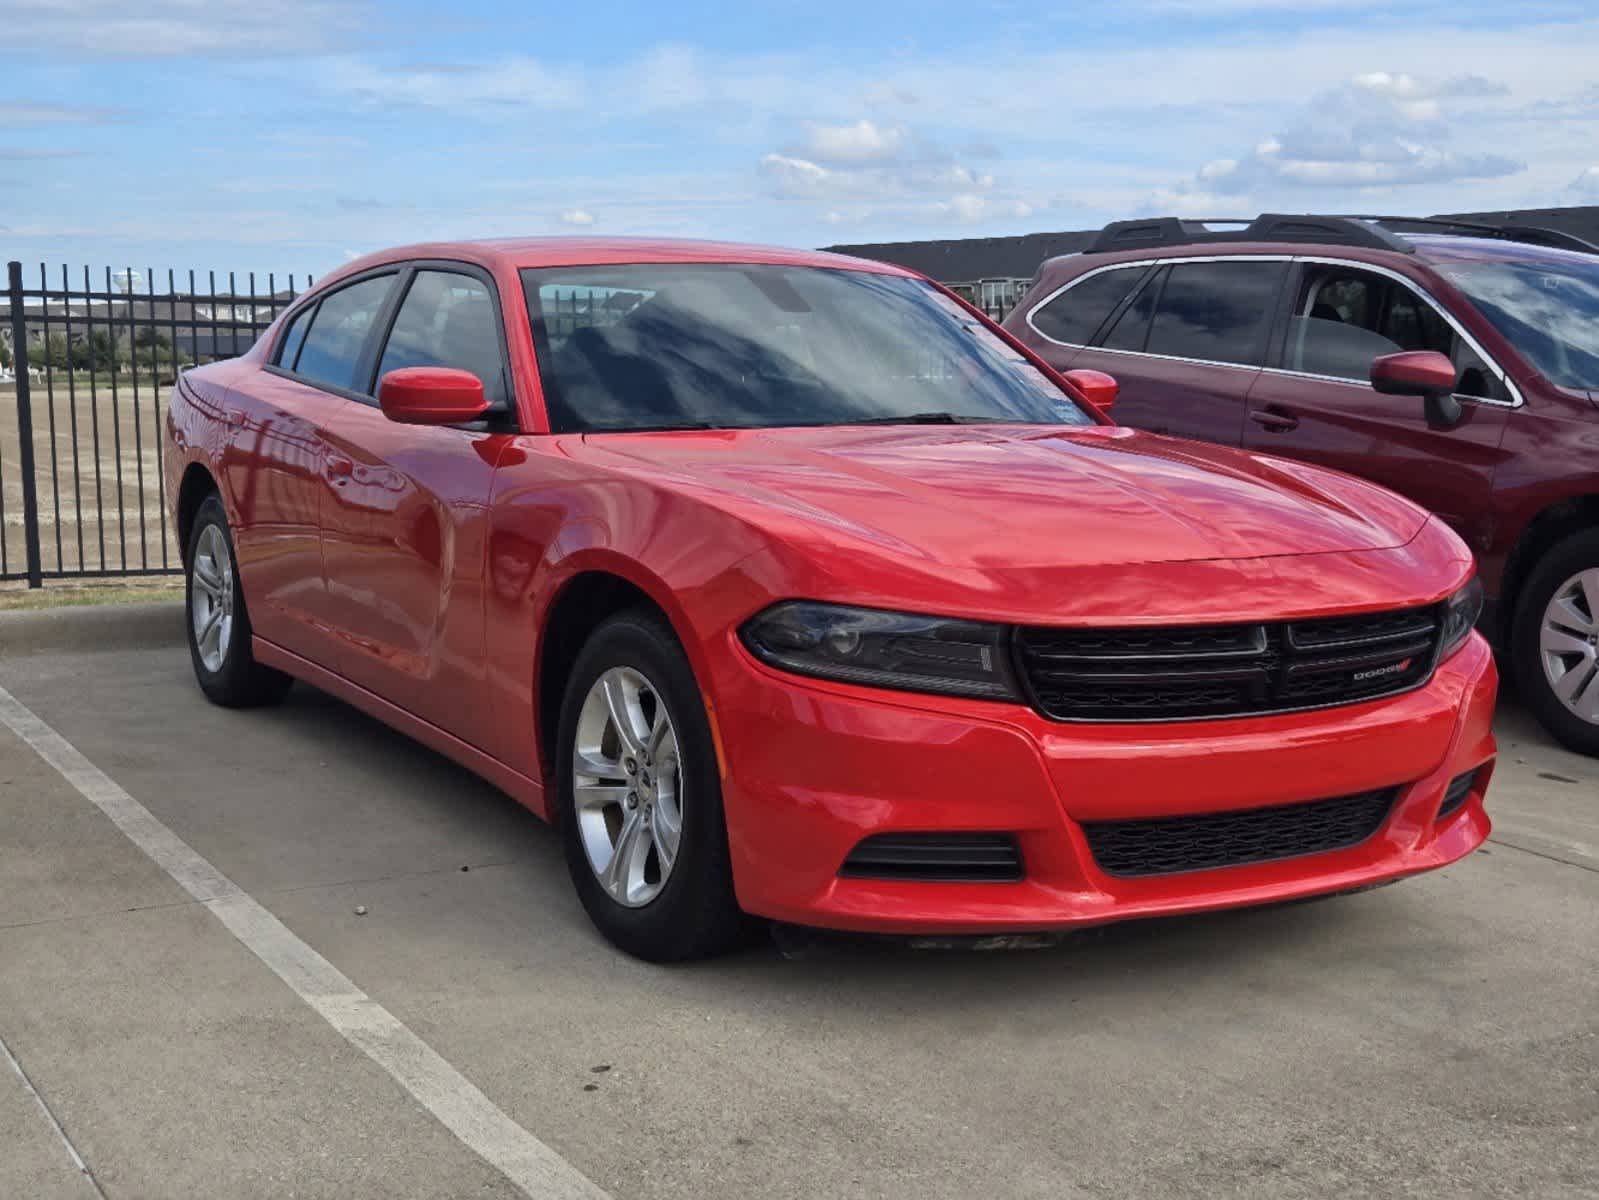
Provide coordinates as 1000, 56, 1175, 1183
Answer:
1086, 213, 1413, 255
1338, 214, 1599, 257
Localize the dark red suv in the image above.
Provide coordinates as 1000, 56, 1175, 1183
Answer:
1004, 214, 1599, 755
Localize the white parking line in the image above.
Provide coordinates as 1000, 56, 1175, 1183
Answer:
0, 683, 610, 1200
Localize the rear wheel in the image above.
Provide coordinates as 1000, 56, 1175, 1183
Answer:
556, 610, 746, 961
185, 494, 293, 708
1511, 529, 1599, 757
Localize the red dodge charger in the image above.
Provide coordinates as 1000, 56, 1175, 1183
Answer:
165, 237, 1497, 960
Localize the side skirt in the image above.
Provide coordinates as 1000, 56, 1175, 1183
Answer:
253, 637, 552, 822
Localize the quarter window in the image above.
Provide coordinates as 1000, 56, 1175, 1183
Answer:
1143, 261, 1283, 366
1100, 268, 1161, 352
291, 275, 394, 393
275, 303, 314, 369
376, 271, 508, 410
1030, 266, 1148, 346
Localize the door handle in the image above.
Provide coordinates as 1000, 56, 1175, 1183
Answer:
225, 407, 246, 429
1249, 408, 1299, 433
325, 454, 354, 483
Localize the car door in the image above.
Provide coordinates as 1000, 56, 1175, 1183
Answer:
316, 264, 515, 741
1063, 258, 1288, 446
1241, 259, 1513, 558
224, 272, 398, 666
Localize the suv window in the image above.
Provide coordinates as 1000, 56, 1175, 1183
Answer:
292, 275, 394, 393
1284, 265, 1508, 401
1143, 260, 1283, 366
1100, 267, 1161, 352
1029, 266, 1148, 346
377, 271, 508, 410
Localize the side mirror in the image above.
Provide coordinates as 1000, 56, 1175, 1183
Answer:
1370, 351, 1462, 428
1063, 368, 1119, 420
378, 367, 489, 426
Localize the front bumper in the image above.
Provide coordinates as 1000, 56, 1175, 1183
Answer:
707, 630, 1497, 934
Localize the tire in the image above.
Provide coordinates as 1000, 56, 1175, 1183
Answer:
1510, 528, 1599, 757
184, 494, 293, 709
555, 610, 747, 961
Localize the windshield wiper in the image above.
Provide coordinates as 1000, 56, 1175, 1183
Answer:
844, 412, 1015, 426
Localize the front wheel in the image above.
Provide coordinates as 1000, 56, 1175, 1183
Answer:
556, 610, 747, 961
1511, 529, 1599, 757
185, 494, 293, 708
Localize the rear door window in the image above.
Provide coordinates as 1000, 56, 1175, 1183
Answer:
376, 271, 508, 410
1143, 261, 1284, 366
1029, 266, 1149, 346
291, 275, 395, 393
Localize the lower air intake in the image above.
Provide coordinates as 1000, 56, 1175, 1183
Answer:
840, 834, 1024, 882
1082, 788, 1397, 878
1437, 770, 1477, 819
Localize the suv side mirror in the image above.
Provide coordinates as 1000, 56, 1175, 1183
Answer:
1063, 368, 1118, 420
378, 367, 489, 426
1370, 351, 1462, 428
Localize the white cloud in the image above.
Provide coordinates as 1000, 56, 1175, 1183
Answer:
329, 55, 583, 112
560, 208, 596, 226
760, 153, 836, 196
800, 120, 906, 164
8, 0, 369, 58
1572, 167, 1599, 197
0, 103, 114, 125
1152, 71, 1524, 210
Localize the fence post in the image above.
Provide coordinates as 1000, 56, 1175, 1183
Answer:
7, 261, 43, 587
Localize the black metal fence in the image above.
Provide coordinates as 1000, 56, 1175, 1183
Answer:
2, 261, 310, 586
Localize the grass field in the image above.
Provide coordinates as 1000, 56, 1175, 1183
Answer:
1, 375, 177, 580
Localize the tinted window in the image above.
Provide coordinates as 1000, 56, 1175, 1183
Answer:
377, 271, 507, 410
292, 276, 394, 392
1287, 266, 1508, 400
275, 304, 313, 368
1030, 266, 1147, 345
1100, 269, 1160, 352
522, 264, 1093, 433
1145, 261, 1282, 365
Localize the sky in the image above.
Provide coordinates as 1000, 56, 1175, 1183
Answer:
3, 0, 1598, 284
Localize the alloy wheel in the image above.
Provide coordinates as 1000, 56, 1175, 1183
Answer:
191, 524, 235, 674
572, 666, 685, 908
1539, 567, 1599, 724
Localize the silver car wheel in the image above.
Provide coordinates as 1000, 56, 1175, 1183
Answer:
191, 523, 236, 674
1540, 566, 1599, 724
572, 666, 684, 908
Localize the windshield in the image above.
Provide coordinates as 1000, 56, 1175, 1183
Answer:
1436, 258, 1599, 390
521, 263, 1092, 432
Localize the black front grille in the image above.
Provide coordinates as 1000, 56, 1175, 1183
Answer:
1082, 788, 1397, 878
840, 834, 1024, 882
1016, 605, 1441, 722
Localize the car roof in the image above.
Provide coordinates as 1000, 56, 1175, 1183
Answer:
331, 237, 917, 280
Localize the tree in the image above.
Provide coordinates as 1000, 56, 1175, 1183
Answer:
45, 332, 72, 370
0, 338, 12, 370
72, 330, 117, 372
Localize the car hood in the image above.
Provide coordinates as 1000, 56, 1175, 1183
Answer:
577, 423, 1429, 571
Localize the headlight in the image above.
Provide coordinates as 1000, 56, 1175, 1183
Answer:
740, 601, 1022, 700
1438, 577, 1484, 659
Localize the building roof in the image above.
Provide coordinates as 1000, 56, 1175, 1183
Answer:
821, 231, 1095, 281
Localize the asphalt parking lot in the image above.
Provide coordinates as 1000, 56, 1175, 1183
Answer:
1, 604, 1595, 1200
